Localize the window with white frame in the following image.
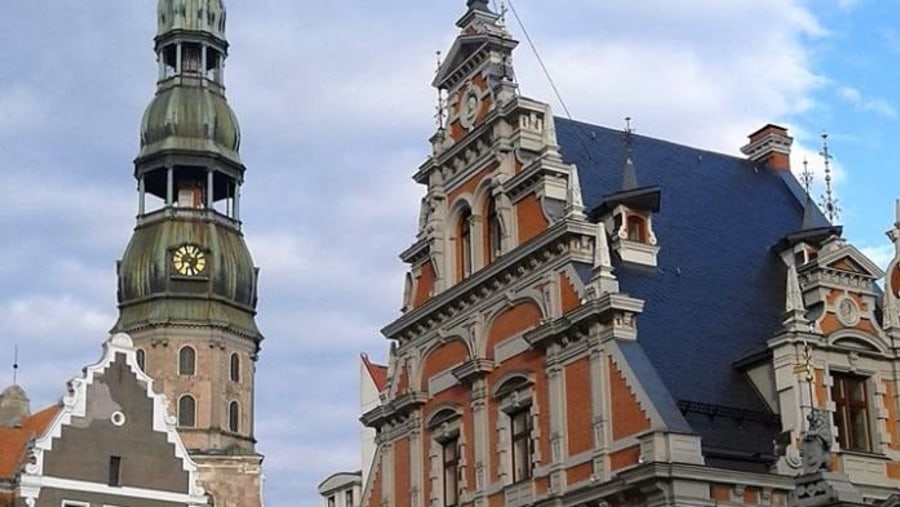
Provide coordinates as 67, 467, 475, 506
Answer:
494, 375, 535, 484
428, 408, 463, 506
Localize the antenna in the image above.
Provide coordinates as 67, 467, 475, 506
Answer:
434, 51, 447, 130
12, 345, 19, 385
818, 133, 841, 224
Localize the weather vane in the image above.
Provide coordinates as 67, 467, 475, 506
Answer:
819, 133, 841, 224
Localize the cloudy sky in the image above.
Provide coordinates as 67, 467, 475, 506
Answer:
2, 1, 900, 506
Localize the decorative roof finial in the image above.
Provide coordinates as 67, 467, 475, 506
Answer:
12, 345, 18, 386
621, 117, 638, 191
799, 158, 818, 231
784, 264, 809, 333
496, 0, 509, 26
434, 51, 447, 130
590, 222, 619, 295
819, 133, 841, 224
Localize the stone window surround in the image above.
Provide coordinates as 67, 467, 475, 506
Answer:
426, 407, 466, 507
492, 375, 537, 486
825, 365, 882, 454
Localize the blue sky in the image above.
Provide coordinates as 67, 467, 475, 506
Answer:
1, 1, 899, 507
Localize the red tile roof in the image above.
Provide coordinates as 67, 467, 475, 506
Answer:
0, 404, 60, 480
361, 354, 388, 392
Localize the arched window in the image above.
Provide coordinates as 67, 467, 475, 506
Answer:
136, 349, 146, 371
178, 395, 196, 427
487, 198, 502, 263
458, 208, 473, 280
228, 401, 240, 433
178, 346, 196, 376
230, 353, 240, 383
626, 215, 647, 243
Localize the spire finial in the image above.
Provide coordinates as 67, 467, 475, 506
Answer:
819, 132, 841, 224
434, 51, 447, 130
621, 117, 638, 191
801, 158, 813, 196
589, 222, 619, 296
799, 158, 818, 231
784, 264, 810, 332
12, 345, 18, 386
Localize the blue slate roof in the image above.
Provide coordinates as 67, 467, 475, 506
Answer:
555, 117, 830, 464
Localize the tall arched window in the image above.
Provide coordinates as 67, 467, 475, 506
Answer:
178, 395, 196, 427
230, 353, 240, 383
228, 401, 240, 433
487, 198, 502, 263
136, 349, 146, 371
178, 346, 196, 376
458, 208, 473, 280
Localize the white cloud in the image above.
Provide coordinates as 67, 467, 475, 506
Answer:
837, 85, 898, 119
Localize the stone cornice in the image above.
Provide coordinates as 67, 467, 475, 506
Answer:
360, 391, 427, 429
525, 294, 645, 349
381, 219, 595, 342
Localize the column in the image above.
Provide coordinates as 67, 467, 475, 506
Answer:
234, 184, 241, 221
207, 169, 215, 209
176, 43, 183, 74
546, 360, 565, 493
166, 166, 174, 207
138, 176, 146, 215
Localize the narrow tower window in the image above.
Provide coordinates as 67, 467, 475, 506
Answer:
487, 198, 502, 263
230, 353, 240, 383
458, 208, 473, 280
136, 349, 146, 371
178, 346, 196, 376
178, 395, 196, 428
228, 401, 240, 433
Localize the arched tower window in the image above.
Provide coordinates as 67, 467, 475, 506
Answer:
228, 401, 240, 433
487, 198, 502, 263
458, 208, 473, 280
178, 395, 196, 428
136, 349, 146, 371
179, 346, 196, 376
230, 353, 240, 383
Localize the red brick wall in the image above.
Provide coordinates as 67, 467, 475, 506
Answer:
394, 438, 411, 507
516, 193, 549, 244
486, 301, 543, 358
559, 273, 580, 313
565, 358, 592, 455
412, 262, 435, 309
609, 358, 650, 440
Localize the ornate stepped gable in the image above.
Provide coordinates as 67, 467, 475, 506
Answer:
0, 334, 206, 507
353, 3, 900, 507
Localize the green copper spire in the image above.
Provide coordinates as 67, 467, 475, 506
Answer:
139, 0, 242, 171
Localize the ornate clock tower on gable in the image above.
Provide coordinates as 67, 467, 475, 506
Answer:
113, 1, 263, 506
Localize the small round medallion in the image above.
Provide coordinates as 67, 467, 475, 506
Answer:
111, 411, 126, 427
836, 297, 860, 327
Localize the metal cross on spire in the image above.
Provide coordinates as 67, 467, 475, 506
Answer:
819, 133, 841, 224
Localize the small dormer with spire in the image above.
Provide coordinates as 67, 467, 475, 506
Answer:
589, 119, 661, 268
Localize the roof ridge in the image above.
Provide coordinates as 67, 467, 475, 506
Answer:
554, 116, 753, 164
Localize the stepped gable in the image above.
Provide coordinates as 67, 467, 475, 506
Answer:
555, 118, 831, 465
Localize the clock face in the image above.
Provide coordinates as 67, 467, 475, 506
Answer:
172, 244, 207, 277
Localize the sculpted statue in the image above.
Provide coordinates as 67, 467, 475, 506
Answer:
801, 408, 833, 474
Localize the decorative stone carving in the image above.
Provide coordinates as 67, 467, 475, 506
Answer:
801, 409, 833, 474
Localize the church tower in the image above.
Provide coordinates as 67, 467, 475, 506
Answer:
114, 1, 263, 506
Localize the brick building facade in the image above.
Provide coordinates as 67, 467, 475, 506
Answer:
340, 2, 900, 507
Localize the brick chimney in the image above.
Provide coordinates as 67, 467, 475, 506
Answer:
740, 124, 793, 171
